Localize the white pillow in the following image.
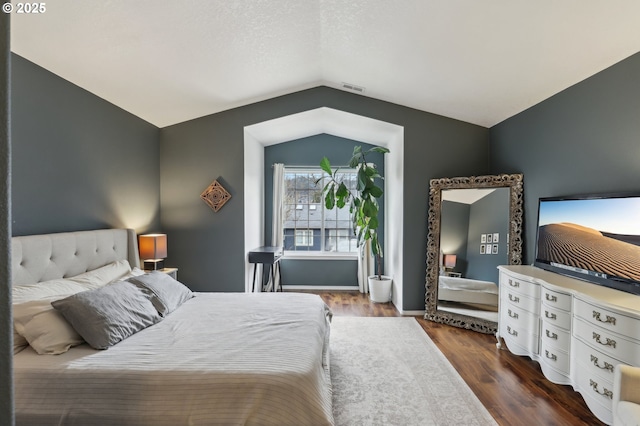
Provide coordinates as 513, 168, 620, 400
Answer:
13, 328, 28, 355
12, 279, 87, 305
13, 298, 84, 355
121, 267, 146, 280
67, 260, 132, 289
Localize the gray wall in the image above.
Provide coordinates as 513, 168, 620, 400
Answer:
160, 87, 489, 309
264, 135, 383, 287
465, 189, 509, 283
490, 51, 640, 264
11, 54, 161, 236
1, 12, 13, 426
440, 200, 470, 274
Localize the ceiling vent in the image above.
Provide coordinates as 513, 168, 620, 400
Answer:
342, 82, 365, 93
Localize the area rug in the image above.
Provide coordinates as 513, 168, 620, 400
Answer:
330, 317, 497, 426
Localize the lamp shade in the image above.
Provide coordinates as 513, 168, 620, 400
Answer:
139, 234, 167, 260
443, 254, 457, 268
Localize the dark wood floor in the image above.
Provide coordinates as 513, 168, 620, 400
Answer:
312, 291, 604, 426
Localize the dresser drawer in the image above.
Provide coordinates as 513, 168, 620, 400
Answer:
573, 338, 620, 383
500, 273, 540, 298
541, 287, 571, 312
501, 320, 539, 355
573, 318, 640, 365
501, 303, 538, 330
502, 289, 539, 315
574, 369, 613, 425
541, 304, 571, 330
540, 338, 569, 375
574, 298, 640, 341
541, 321, 570, 352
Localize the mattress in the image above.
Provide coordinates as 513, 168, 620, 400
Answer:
14, 292, 334, 426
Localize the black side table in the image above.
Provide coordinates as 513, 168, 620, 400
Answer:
248, 246, 283, 292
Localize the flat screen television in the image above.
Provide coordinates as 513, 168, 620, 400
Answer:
534, 192, 640, 296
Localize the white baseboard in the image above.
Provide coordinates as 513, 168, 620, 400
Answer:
400, 310, 425, 316
282, 285, 360, 291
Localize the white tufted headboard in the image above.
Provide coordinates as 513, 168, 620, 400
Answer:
11, 229, 140, 286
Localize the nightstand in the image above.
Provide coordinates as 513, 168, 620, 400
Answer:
445, 271, 461, 278
145, 268, 178, 280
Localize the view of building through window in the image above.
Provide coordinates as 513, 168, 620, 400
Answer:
283, 168, 358, 253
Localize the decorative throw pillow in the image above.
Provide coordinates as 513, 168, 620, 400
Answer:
52, 280, 161, 350
128, 271, 194, 317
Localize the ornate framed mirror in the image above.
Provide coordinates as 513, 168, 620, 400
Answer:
425, 174, 524, 334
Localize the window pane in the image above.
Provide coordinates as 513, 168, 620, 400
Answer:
283, 167, 358, 254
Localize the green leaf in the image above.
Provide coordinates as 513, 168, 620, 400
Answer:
369, 216, 379, 230
371, 235, 379, 255
367, 147, 390, 154
363, 199, 377, 217
320, 157, 332, 175
325, 184, 335, 209
336, 182, 348, 197
369, 185, 383, 198
357, 168, 367, 191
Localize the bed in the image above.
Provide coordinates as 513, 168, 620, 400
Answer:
438, 275, 499, 306
11, 229, 334, 426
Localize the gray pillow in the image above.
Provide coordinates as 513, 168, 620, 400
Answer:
128, 271, 194, 317
52, 280, 161, 349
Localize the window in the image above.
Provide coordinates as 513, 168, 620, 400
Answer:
294, 230, 314, 246
282, 168, 358, 254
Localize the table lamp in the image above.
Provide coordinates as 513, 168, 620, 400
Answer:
443, 254, 457, 272
139, 233, 167, 270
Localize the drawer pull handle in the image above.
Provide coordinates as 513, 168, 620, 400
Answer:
545, 350, 557, 361
508, 294, 520, 303
590, 355, 614, 372
508, 309, 519, 319
545, 329, 558, 340
593, 311, 617, 326
589, 379, 613, 399
592, 332, 617, 348
509, 279, 520, 288
545, 310, 557, 320
507, 326, 518, 336
545, 294, 557, 302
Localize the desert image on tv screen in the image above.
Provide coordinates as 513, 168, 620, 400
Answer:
537, 198, 640, 282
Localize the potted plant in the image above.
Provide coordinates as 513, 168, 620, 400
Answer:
319, 145, 392, 302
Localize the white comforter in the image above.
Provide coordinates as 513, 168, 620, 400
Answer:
439, 275, 498, 293
14, 292, 334, 426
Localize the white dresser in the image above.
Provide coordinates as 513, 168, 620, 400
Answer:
497, 265, 640, 425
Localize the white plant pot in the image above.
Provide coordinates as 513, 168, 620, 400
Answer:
368, 275, 392, 303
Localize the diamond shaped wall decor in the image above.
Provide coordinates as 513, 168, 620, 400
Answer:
201, 179, 231, 212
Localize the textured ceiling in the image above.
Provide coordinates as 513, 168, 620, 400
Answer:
10, 0, 640, 128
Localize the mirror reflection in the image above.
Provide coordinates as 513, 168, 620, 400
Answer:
437, 188, 510, 323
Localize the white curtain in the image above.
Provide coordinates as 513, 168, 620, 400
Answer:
270, 163, 285, 292
357, 240, 374, 294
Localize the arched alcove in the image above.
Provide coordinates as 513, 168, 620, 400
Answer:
243, 107, 405, 310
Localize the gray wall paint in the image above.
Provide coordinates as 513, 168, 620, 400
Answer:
279, 259, 357, 287
465, 189, 509, 283
1, 12, 13, 426
160, 87, 488, 309
440, 201, 470, 274
264, 135, 383, 287
490, 51, 640, 264
11, 54, 161, 236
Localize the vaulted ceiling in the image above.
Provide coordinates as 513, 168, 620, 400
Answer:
10, 0, 640, 128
